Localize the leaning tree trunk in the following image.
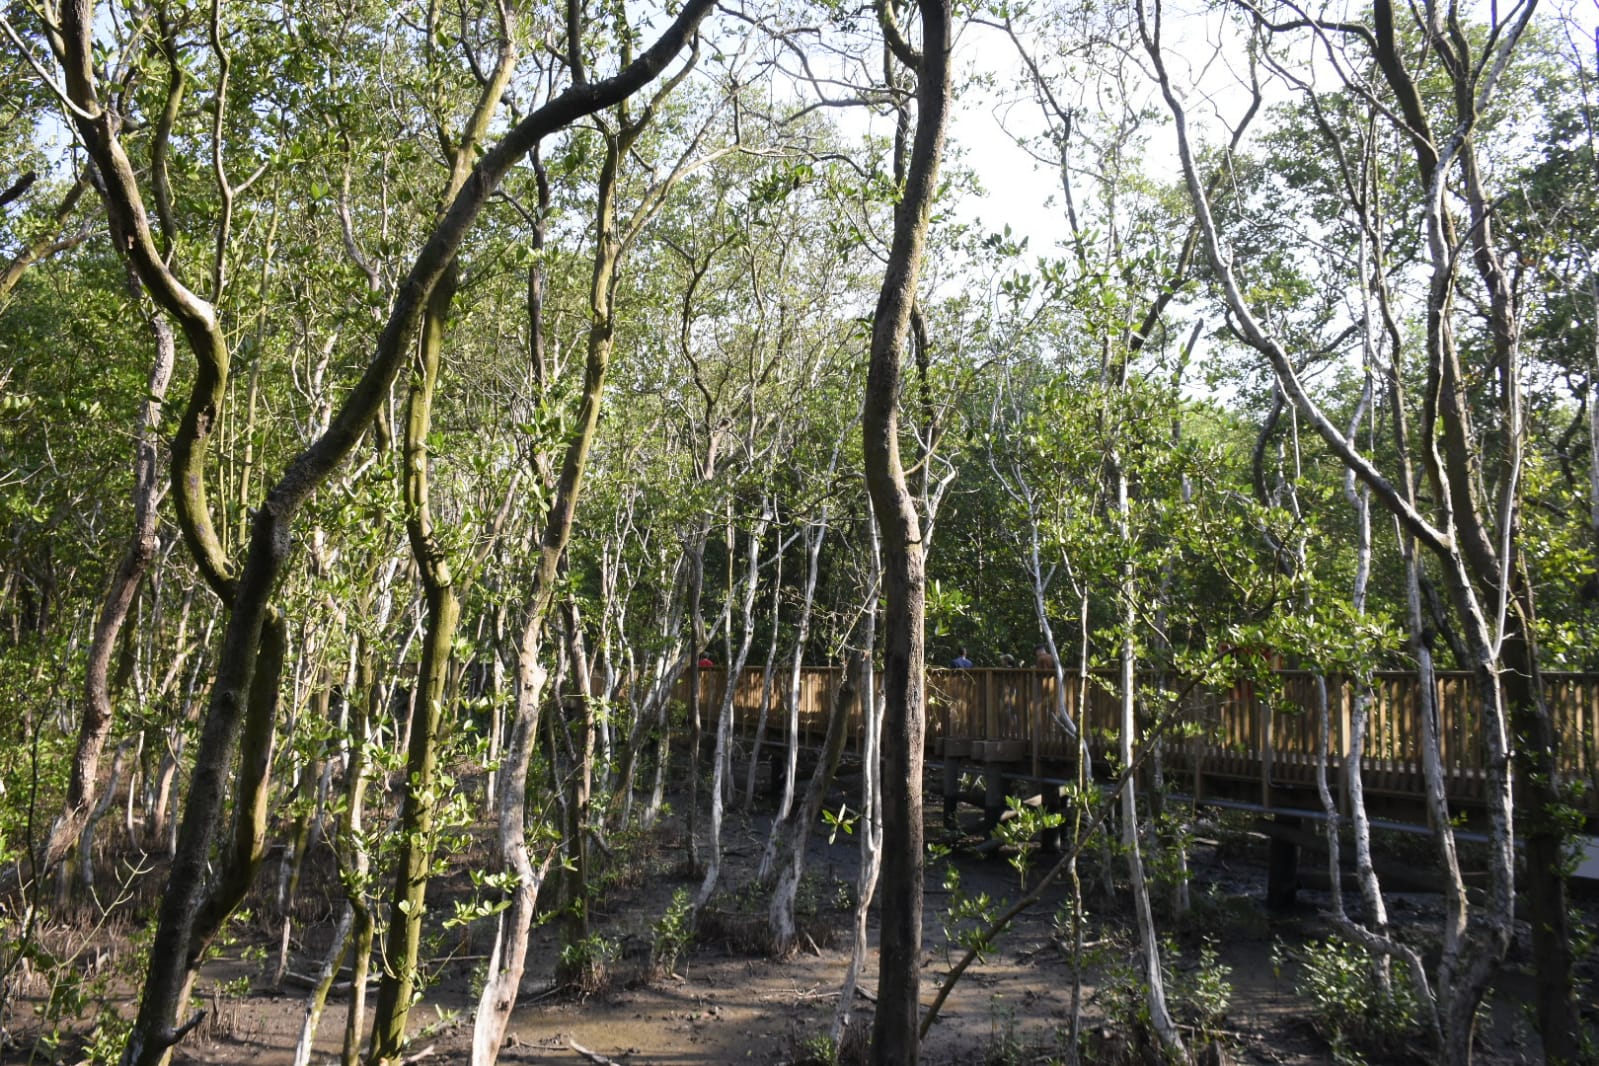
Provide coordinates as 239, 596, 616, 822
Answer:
290, 903, 353, 1066
862, 3, 952, 1061
471, 87, 686, 1060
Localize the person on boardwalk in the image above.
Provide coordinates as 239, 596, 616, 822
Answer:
1034, 644, 1056, 672
951, 647, 974, 669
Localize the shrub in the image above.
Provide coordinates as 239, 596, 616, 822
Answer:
651, 888, 694, 977
1285, 935, 1421, 1064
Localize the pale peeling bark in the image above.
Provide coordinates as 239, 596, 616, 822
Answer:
832, 537, 881, 1048
759, 511, 826, 882
697, 508, 770, 906
1114, 462, 1183, 1058
469, 639, 552, 1066
290, 903, 353, 1066
474, 54, 703, 1052
684, 531, 708, 875
743, 548, 785, 808
768, 650, 861, 953
1139, 0, 1535, 1054
1341, 358, 1387, 935
1590, 274, 1599, 553
608, 561, 689, 828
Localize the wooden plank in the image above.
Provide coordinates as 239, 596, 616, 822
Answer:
1261, 693, 1273, 809
752, 664, 1599, 822
978, 671, 991, 747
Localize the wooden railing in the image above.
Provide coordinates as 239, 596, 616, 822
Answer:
680, 667, 1599, 817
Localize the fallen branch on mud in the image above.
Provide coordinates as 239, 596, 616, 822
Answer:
568, 1038, 624, 1064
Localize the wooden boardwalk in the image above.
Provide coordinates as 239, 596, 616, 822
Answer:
691, 667, 1599, 824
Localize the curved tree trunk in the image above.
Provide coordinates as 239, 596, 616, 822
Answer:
471, 74, 699, 1056
863, 4, 952, 1062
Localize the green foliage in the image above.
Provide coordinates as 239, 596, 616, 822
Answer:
992, 795, 1064, 891
936, 862, 1004, 964
985, 996, 1025, 1066
791, 1031, 837, 1066
1093, 933, 1233, 1051
822, 801, 857, 845
8, 863, 153, 1064
558, 932, 617, 995
1281, 936, 1422, 1064
1162, 936, 1233, 1035
650, 888, 694, 977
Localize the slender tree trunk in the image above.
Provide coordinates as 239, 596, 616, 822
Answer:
768, 650, 861, 952
74, 740, 129, 895
1113, 460, 1183, 1057
555, 604, 600, 984
367, 259, 465, 1063
37, 268, 175, 878
833, 537, 881, 1048
470, 634, 552, 1066
863, 5, 952, 1061
1589, 274, 1599, 559
291, 903, 353, 1066
759, 516, 826, 882
60, 0, 720, 1051
685, 532, 707, 875
744, 547, 784, 808
698, 508, 770, 905
472, 94, 679, 1060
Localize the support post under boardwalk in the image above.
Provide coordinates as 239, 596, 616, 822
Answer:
983, 767, 1007, 832
942, 754, 963, 829
1266, 813, 1301, 911
1041, 786, 1064, 854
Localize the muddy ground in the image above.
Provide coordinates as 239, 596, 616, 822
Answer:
3, 771, 1593, 1065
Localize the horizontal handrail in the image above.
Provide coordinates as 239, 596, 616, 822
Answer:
669, 666, 1599, 816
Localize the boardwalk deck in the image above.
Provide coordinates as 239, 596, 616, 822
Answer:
683, 666, 1599, 826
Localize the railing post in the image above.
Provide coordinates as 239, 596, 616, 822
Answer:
1032, 677, 1043, 780
985, 670, 999, 742
1260, 691, 1273, 811
1338, 675, 1351, 817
